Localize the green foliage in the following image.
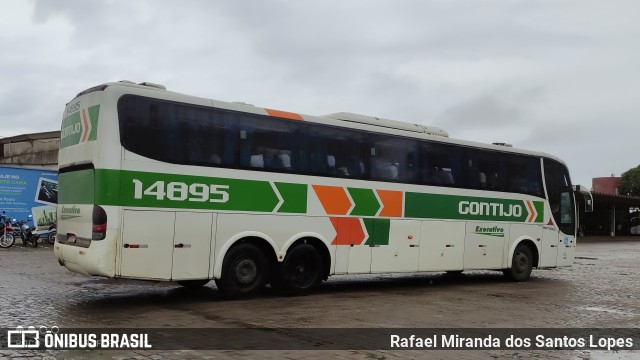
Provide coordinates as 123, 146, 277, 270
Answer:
619, 165, 640, 196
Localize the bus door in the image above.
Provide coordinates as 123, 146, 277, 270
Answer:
543, 160, 576, 267
540, 222, 558, 267
119, 210, 214, 280
556, 191, 577, 267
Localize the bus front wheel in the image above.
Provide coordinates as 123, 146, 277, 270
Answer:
504, 243, 533, 282
271, 243, 323, 294
218, 243, 268, 296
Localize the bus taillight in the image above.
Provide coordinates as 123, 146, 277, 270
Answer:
92, 205, 107, 240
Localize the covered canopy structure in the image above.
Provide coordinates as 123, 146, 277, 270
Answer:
578, 192, 640, 237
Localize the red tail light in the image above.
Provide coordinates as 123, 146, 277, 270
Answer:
92, 205, 107, 240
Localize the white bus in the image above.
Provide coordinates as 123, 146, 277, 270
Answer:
54, 81, 592, 296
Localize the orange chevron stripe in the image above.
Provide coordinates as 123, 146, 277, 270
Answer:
376, 190, 403, 217
526, 200, 536, 222
313, 185, 352, 215
330, 217, 366, 245
265, 108, 304, 121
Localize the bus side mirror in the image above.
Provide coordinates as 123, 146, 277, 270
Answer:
573, 185, 594, 213
585, 198, 593, 213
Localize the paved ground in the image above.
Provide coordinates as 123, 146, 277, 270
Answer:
0, 237, 638, 359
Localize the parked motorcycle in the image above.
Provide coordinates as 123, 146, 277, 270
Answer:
8, 218, 21, 238
16, 215, 38, 248
0, 218, 16, 248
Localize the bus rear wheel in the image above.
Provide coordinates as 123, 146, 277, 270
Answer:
218, 243, 268, 297
271, 243, 323, 295
504, 243, 533, 282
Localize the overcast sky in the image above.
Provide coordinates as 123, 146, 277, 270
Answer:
1, 0, 638, 188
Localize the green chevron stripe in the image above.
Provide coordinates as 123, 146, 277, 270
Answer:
363, 218, 390, 246
348, 188, 380, 216
275, 182, 307, 213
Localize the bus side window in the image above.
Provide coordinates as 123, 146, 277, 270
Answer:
370, 138, 418, 182
250, 145, 265, 168
422, 142, 459, 186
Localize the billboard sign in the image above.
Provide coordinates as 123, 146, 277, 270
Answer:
0, 166, 58, 229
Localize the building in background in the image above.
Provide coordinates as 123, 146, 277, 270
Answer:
0, 131, 60, 170
584, 175, 640, 237
592, 176, 620, 195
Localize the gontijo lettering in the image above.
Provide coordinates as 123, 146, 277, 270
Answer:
459, 201, 522, 217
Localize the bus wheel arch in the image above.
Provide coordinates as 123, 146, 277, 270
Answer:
504, 239, 538, 282
270, 237, 329, 294
215, 236, 277, 296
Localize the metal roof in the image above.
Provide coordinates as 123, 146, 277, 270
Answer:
591, 192, 640, 208
0, 131, 60, 144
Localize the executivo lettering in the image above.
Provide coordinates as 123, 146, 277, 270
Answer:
474, 225, 505, 237
61, 206, 81, 220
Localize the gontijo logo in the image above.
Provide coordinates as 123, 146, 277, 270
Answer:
459, 201, 523, 217
458, 200, 540, 223
60, 104, 100, 149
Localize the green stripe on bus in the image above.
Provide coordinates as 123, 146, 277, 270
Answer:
90, 169, 310, 214
363, 218, 390, 246
87, 105, 99, 142
60, 168, 543, 223
58, 169, 95, 204
348, 188, 380, 216
275, 182, 307, 214
534, 201, 544, 223
60, 112, 81, 149
405, 192, 543, 223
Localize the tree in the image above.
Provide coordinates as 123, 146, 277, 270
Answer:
619, 165, 640, 196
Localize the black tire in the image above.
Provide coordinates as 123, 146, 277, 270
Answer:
218, 243, 268, 297
48, 231, 56, 244
0, 233, 15, 248
177, 279, 210, 288
271, 243, 323, 295
504, 243, 533, 282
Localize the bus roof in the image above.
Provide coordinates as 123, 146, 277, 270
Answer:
73, 80, 567, 166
